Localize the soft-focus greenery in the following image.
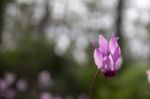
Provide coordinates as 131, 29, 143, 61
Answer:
0, 0, 150, 99
0, 36, 149, 99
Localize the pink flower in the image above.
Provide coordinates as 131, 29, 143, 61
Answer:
4, 72, 16, 86
94, 33, 122, 77
146, 70, 150, 83
16, 79, 27, 92
39, 92, 53, 99
38, 70, 53, 87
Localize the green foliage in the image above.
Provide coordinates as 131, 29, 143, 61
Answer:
93, 63, 149, 99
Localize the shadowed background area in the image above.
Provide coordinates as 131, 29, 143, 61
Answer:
0, 0, 150, 99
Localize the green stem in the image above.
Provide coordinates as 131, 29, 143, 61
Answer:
88, 69, 100, 99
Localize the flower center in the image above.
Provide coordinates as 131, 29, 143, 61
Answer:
104, 70, 116, 77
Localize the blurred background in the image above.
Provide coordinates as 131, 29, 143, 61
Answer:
0, 0, 150, 99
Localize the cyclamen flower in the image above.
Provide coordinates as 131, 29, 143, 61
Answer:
94, 33, 122, 77
146, 70, 150, 83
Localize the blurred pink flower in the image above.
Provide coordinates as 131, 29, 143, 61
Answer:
38, 70, 53, 86
0, 79, 8, 91
146, 70, 150, 83
16, 79, 27, 92
94, 33, 122, 77
39, 92, 53, 99
4, 72, 16, 86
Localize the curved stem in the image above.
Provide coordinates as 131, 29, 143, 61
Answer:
88, 69, 100, 99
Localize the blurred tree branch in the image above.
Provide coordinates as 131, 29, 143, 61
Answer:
116, 0, 124, 47
116, 0, 129, 66
0, 0, 7, 44
33, 0, 50, 40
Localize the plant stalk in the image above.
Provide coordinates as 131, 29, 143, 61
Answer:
88, 69, 100, 99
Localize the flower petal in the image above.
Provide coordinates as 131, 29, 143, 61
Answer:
116, 37, 119, 40
94, 48, 103, 69
109, 33, 119, 54
115, 57, 122, 70
100, 55, 113, 72
112, 46, 121, 62
103, 55, 116, 77
99, 34, 108, 55
109, 54, 114, 71
90, 40, 97, 48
